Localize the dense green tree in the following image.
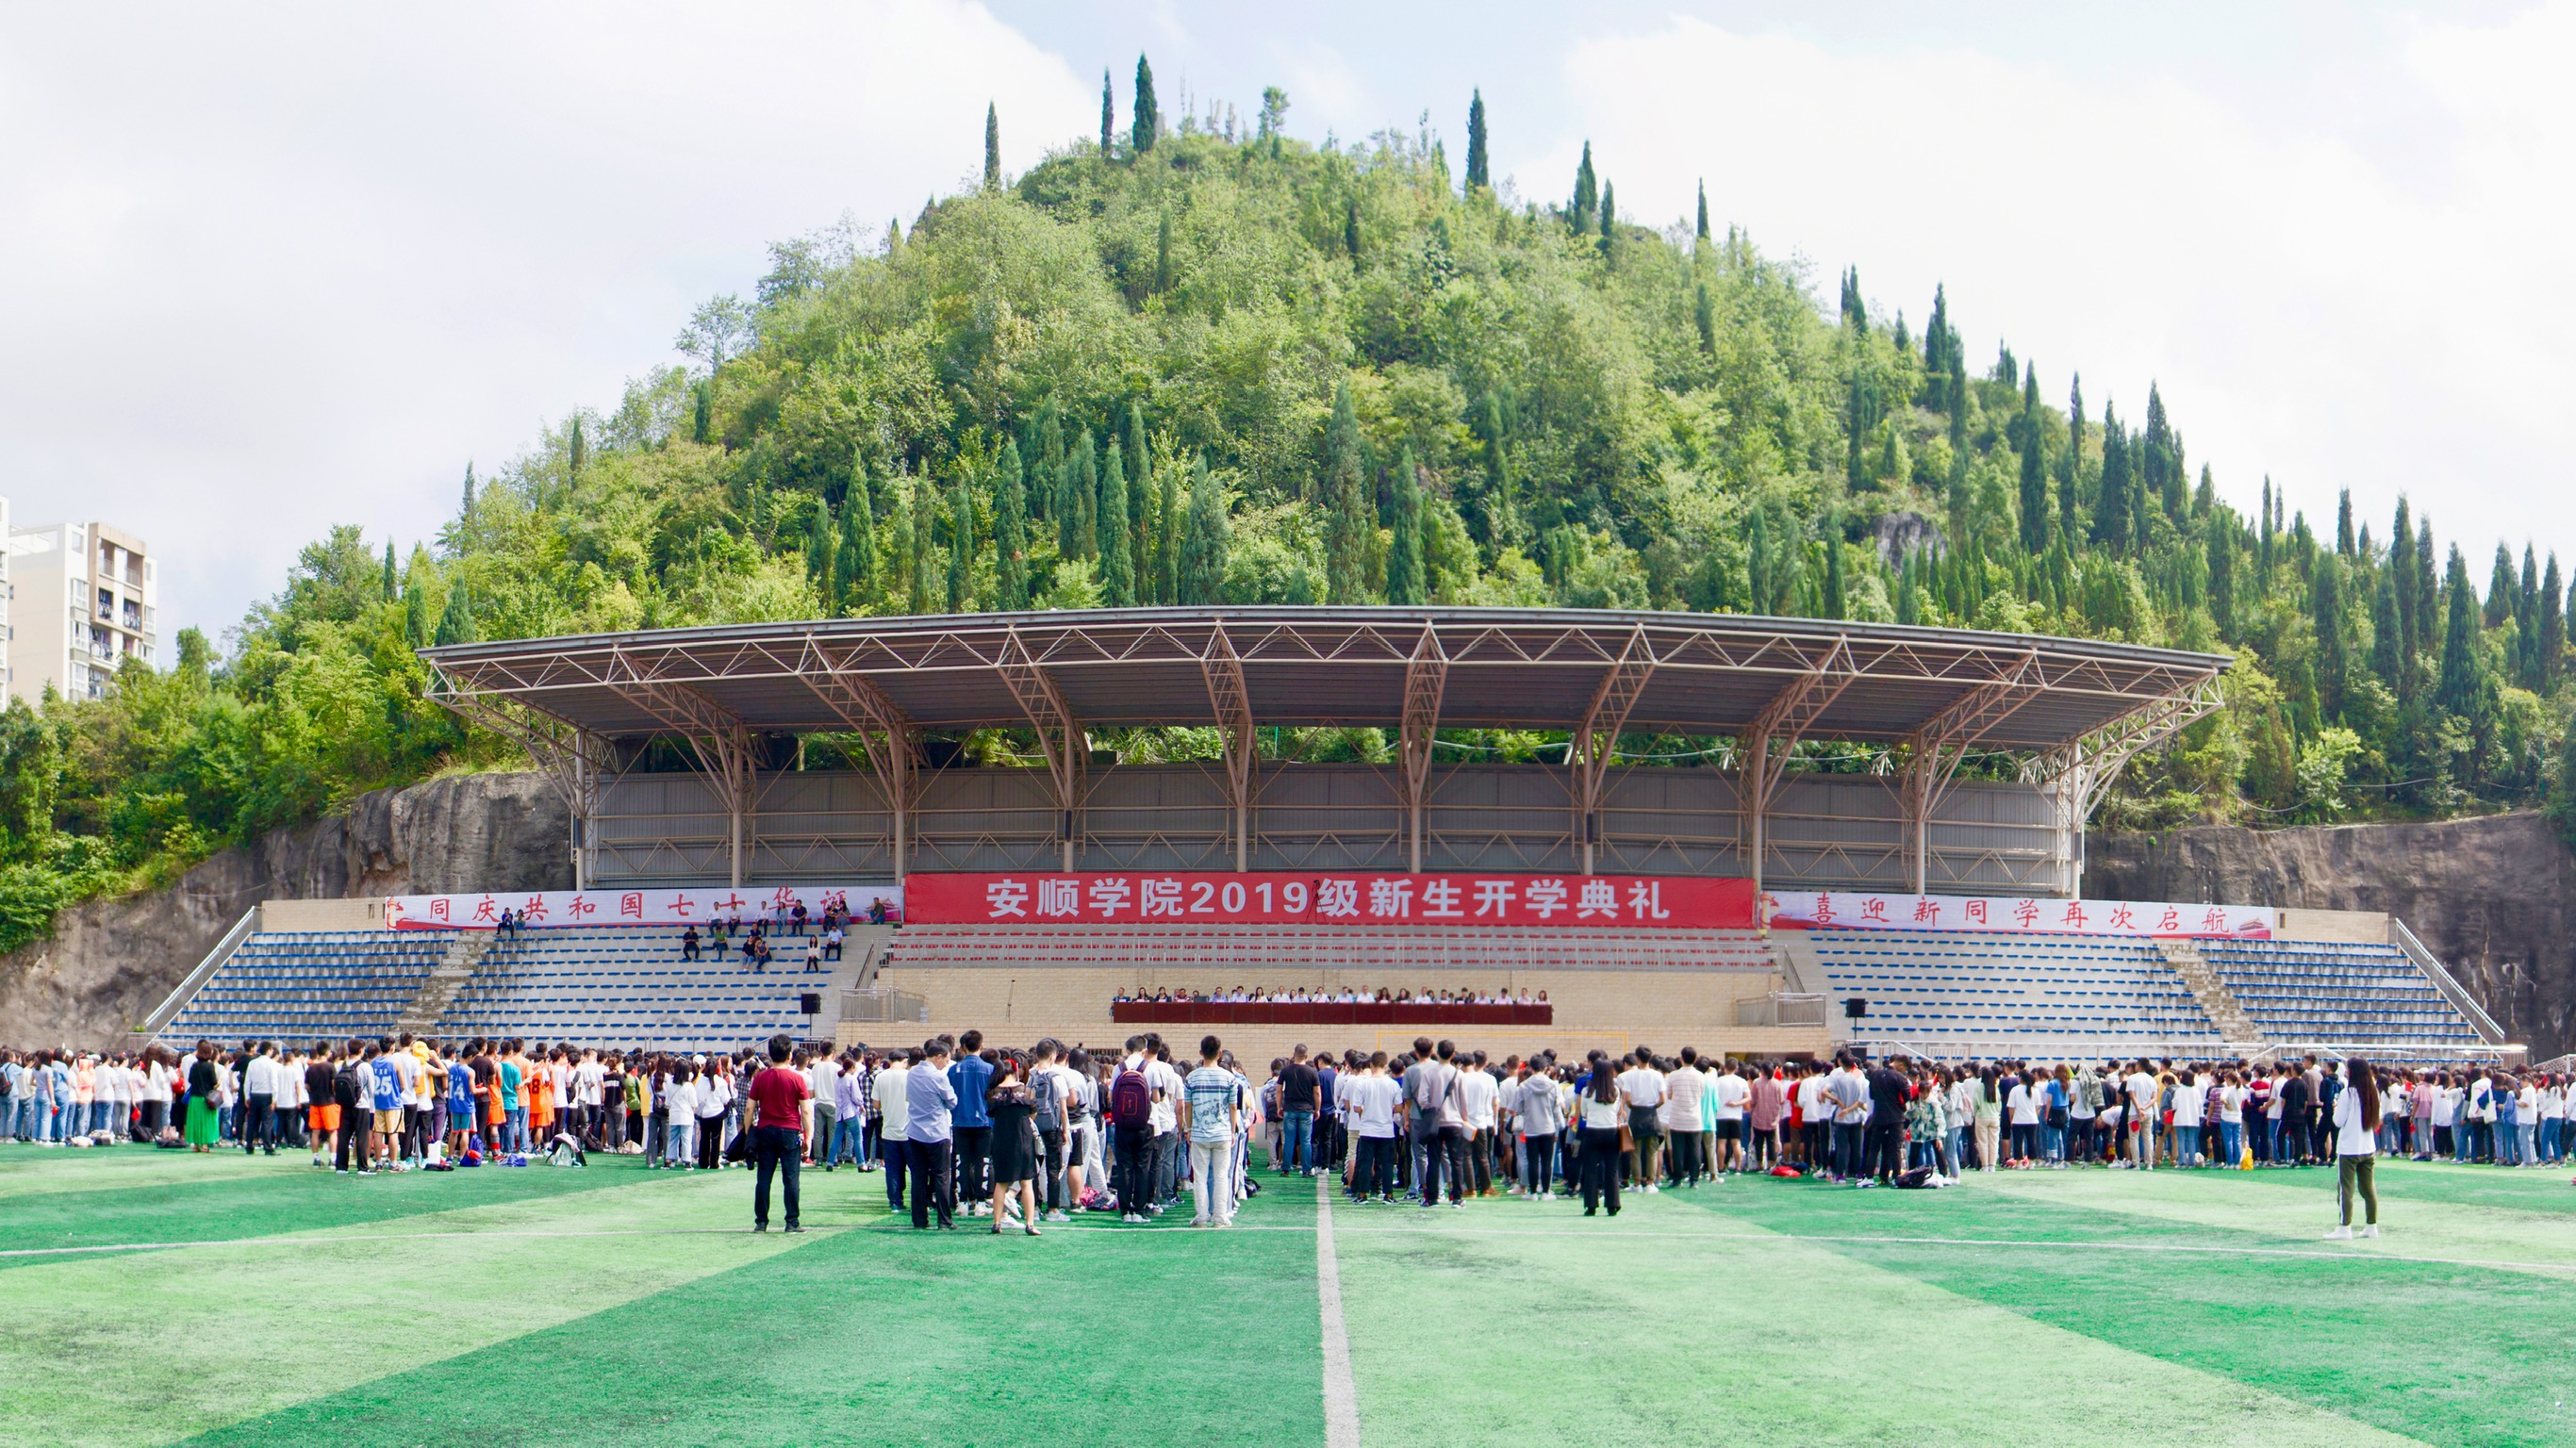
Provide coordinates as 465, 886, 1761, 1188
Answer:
1131, 55, 1159, 152
995, 442, 1030, 611
1323, 382, 1370, 603
1463, 90, 1488, 192
1179, 456, 1226, 605
1154, 453, 1181, 603
433, 582, 476, 647
1098, 444, 1134, 605
838, 466, 878, 612
1569, 141, 1596, 233
2438, 543, 2481, 716
983, 103, 1001, 189
906, 477, 935, 616
1099, 68, 1114, 153
2486, 542, 2516, 628
2313, 554, 2348, 719
947, 478, 973, 613
1386, 449, 1427, 605
2544, 555, 2566, 691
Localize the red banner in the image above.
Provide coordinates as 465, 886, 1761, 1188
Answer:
902, 871, 1754, 930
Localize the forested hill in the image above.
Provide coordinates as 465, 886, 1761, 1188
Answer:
2, 62, 2569, 952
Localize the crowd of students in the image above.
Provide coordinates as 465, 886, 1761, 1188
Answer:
1111, 986, 1551, 1006
14, 1033, 2551, 1240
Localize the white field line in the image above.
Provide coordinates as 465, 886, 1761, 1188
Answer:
1315, 1175, 1362, 1448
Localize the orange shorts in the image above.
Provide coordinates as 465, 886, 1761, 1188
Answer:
308, 1104, 340, 1132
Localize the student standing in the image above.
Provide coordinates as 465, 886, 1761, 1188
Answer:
1181, 1035, 1243, 1228
745, 1034, 812, 1234
875, 1050, 916, 1208
906, 1041, 961, 1229
949, 1031, 995, 1215
2326, 1058, 2383, 1240
1574, 1058, 1625, 1218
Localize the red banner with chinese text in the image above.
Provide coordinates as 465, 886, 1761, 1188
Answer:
901, 871, 1754, 929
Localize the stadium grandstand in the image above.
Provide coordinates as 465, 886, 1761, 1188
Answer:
138, 606, 2517, 1066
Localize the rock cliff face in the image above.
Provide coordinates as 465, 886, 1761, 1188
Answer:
0, 771, 569, 1049
2087, 812, 2576, 1058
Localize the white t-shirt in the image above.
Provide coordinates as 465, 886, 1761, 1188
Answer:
2125, 1072, 2159, 1116
1455, 1069, 1498, 1131
1346, 1075, 1403, 1139
2218, 1085, 2244, 1124
1617, 1066, 1665, 1110
1710, 1073, 1751, 1122
873, 1062, 911, 1137
2006, 1083, 2037, 1126
1145, 1059, 1185, 1134
1660, 1068, 1706, 1133
2171, 1078, 2204, 1128
2332, 1082, 2377, 1157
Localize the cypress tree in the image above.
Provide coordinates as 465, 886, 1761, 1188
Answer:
1747, 508, 1772, 614
1324, 383, 1370, 603
2391, 498, 2418, 663
983, 103, 1001, 189
1126, 402, 1151, 590
995, 441, 1030, 611
909, 478, 938, 616
691, 381, 713, 444
1344, 194, 1362, 265
2092, 406, 2130, 551
1923, 285, 1950, 412
946, 479, 973, 613
460, 462, 476, 518
1386, 449, 1427, 604
2485, 542, 2516, 628
2370, 556, 2403, 685
1179, 456, 1228, 605
838, 466, 877, 612
1693, 283, 1716, 356
1099, 68, 1114, 153
1596, 181, 1615, 255
2060, 373, 2086, 542
2518, 544, 2541, 684
1098, 445, 1134, 605
1131, 55, 1159, 152
1695, 179, 1709, 241
1034, 404, 1063, 523
381, 540, 398, 602
2417, 519, 2438, 671
1155, 452, 1181, 602
2207, 515, 2237, 641
805, 500, 835, 588
1823, 537, 1846, 619
1463, 90, 1489, 192
2314, 555, 2347, 719
1895, 551, 1920, 625
433, 582, 476, 647
1071, 432, 1098, 561
568, 416, 586, 479
2337, 489, 2354, 557
1154, 211, 1174, 293
2543, 554, 2565, 690
2438, 543, 2481, 716
1569, 142, 1596, 233
404, 575, 430, 647
2017, 370, 2049, 552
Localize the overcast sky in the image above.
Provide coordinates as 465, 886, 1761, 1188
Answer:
0, 1, 2564, 638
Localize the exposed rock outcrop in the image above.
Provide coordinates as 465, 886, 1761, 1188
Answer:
2088, 813, 2576, 1058
0, 771, 568, 1050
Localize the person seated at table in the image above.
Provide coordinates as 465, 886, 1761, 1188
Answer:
1113, 990, 1133, 1003
1515, 988, 1533, 1004
1535, 990, 1549, 1004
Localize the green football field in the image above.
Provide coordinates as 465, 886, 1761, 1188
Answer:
1, 1146, 2570, 1448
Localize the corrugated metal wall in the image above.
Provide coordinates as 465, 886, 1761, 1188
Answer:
592, 763, 2060, 893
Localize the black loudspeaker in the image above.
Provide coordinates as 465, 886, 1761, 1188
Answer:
1842, 996, 1868, 1020
799, 993, 822, 1015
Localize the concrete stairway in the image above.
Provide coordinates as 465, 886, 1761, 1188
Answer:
393, 931, 495, 1039
2157, 938, 2259, 1045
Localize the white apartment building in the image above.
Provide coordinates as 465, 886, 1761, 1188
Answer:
6, 516, 157, 703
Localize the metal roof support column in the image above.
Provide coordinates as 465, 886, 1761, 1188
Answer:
597, 655, 759, 888
2023, 671, 2225, 897
1398, 625, 1448, 874
1568, 626, 1654, 876
999, 626, 1086, 872
797, 644, 925, 882
1202, 625, 1257, 872
1896, 653, 2040, 894
1737, 637, 1857, 897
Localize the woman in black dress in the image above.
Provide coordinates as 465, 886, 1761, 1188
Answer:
985, 1055, 1042, 1237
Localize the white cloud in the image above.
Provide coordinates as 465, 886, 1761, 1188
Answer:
0, 0, 1094, 636
1547, 9, 2576, 557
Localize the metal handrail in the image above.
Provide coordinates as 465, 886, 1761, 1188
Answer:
134, 906, 260, 1038
2389, 917, 2509, 1045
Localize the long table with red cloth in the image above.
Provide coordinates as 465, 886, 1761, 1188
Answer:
1109, 1000, 1551, 1026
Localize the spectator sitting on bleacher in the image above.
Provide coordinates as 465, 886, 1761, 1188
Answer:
824, 925, 844, 962
803, 939, 824, 973
792, 901, 809, 936
681, 927, 702, 963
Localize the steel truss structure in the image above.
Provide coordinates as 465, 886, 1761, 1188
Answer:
424, 606, 2227, 891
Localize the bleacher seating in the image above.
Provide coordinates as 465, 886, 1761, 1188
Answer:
159, 930, 454, 1046
1809, 930, 2222, 1049
2201, 938, 2482, 1052
883, 924, 1775, 975
437, 926, 829, 1053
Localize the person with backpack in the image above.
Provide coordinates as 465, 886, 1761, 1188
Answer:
1402, 1038, 1468, 1209
1108, 1039, 1160, 1223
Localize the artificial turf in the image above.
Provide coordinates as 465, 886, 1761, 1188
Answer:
0, 1147, 2567, 1448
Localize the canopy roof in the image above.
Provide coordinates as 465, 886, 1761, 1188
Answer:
421, 606, 2226, 757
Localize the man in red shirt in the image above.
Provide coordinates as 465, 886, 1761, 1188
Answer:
747, 1034, 815, 1233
